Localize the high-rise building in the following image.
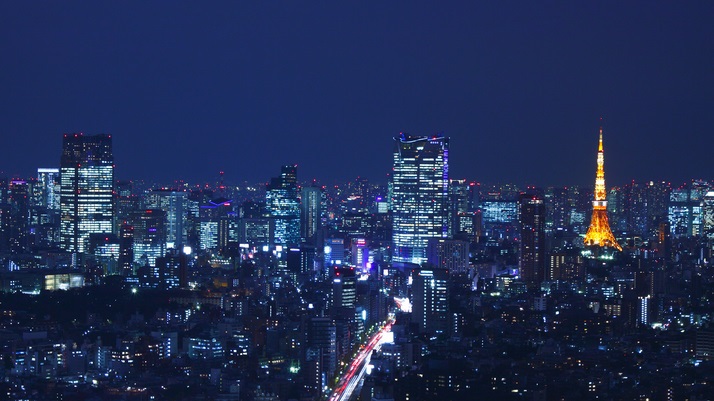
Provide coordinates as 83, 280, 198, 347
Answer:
703, 190, 714, 239
155, 250, 188, 289
300, 186, 323, 244
129, 209, 167, 267
612, 181, 671, 237
584, 128, 622, 252
266, 165, 300, 246
426, 238, 469, 273
519, 193, 546, 287
36, 168, 60, 211
323, 238, 344, 266
8, 180, 30, 252
392, 134, 449, 264
668, 180, 709, 238
480, 199, 518, 239
237, 217, 273, 247
411, 268, 449, 335
59, 133, 114, 254
118, 223, 134, 276
115, 180, 139, 232
144, 189, 187, 248
545, 187, 569, 230
305, 317, 337, 392
332, 266, 357, 311
448, 179, 477, 237
351, 238, 369, 270
548, 247, 585, 282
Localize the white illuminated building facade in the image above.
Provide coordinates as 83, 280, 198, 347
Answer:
391, 134, 449, 264
37, 168, 60, 211
59, 133, 114, 254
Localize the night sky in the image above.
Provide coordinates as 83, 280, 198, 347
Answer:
1, 2, 712, 187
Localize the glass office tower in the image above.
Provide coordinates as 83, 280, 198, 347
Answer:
266, 165, 300, 246
391, 134, 449, 264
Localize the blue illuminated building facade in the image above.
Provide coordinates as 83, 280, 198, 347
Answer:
266, 165, 300, 246
391, 134, 449, 264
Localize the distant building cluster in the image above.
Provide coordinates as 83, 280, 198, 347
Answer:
0, 130, 712, 400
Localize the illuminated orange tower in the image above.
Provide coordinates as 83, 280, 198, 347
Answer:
583, 128, 622, 251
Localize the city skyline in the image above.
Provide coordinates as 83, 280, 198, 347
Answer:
1, 2, 713, 186
2, 4, 714, 400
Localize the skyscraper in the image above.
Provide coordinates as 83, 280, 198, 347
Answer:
266, 165, 300, 246
583, 128, 621, 252
391, 134, 449, 264
519, 193, 545, 286
60, 133, 114, 254
447, 179, 476, 237
129, 209, 167, 267
703, 190, 714, 239
427, 238, 469, 273
37, 168, 60, 211
144, 189, 187, 248
411, 268, 449, 335
668, 180, 708, 238
300, 186, 323, 245
8, 180, 30, 252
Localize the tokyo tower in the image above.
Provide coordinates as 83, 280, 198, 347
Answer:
583, 127, 622, 251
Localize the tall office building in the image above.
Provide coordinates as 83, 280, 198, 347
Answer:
266, 165, 300, 246
129, 209, 167, 267
144, 189, 187, 248
668, 180, 709, 238
37, 168, 60, 211
703, 190, 714, 239
155, 250, 188, 289
332, 266, 357, 311
305, 317, 337, 392
519, 193, 546, 286
300, 186, 323, 245
8, 180, 30, 252
448, 179, 476, 237
392, 134, 449, 264
59, 134, 115, 254
411, 268, 449, 335
118, 223, 134, 276
583, 128, 622, 252
427, 238, 469, 273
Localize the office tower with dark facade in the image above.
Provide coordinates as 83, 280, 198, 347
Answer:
304, 317, 337, 395
59, 134, 114, 255
144, 189, 187, 248
118, 223, 134, 276
411, 268, 449, 335
7, 180, 30, 252
427, 238, 469, 273
391, 134, 449, 265
300, 186, 323, 245
154, 250, 188, 289
266, 165, 300, 246
519, 193, 546, 287
448, 179, 478, 239
129, 209, 167, 268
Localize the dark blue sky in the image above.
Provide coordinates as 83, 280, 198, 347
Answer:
1, 2, 712, 187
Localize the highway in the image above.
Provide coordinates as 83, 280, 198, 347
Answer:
327, 318, 394, 401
